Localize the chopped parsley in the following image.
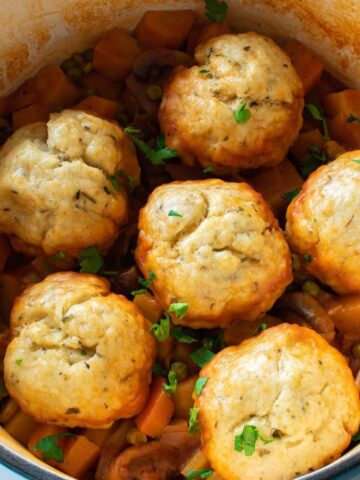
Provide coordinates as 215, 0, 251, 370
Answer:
125, 127, 177, 165
190, 347, 215, 368
347, 113, 360, 124
300, 145, 327, 178
152, 363, 168, 376
233, 100, 251, 124
281, 187, 300, 202
205, 0, 228, 23
185, 470, 213, 479
305, 104, 330, 140
188, 407, 200, 433
168, 209, 182, 217
131, 270, 156, 296
352, 159, 360, 165
303, 253, 312, 262
79, 246, 104, 274
163, 370, 177, 396
199, 69, 213, 78
108, 170, 123, 191
52, 252, 65, 261
234, 425, 276, 456
32, 432, 74, 462
171, 326, 197, 343
169, 302, 188, 319
195, 377, 208, 396
15, 359, 22, 366
253, 323, 267, 335
149, 313, 171, 341
203, 166, 214, 174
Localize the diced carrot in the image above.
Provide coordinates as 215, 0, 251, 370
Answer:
12, 104, 50, 130
323, 140, 346, 160
28, 424, 67, 468
0, 235, 10, 272
82, 72, 122, 100
5, 410, 38, 445
93, 28, 141, 81
283, 39, 324, 94
75, 96, 119, 119
135, 376, 175, 437
135, 10, 195, 50
290, 128, 324, 161
248, 159, 303, 218
322, 89, 360, 119
328, 112, 360, 149
187, 21, 230, 55
8, 79, 39, 113
34, 65, 81, 108
61, 435, 100, 478
173, 375, 197, 420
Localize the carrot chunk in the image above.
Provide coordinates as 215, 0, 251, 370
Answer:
8, 79, 39, 113
93, 28, 141, 81
82, 72, 122, 100
135, 10, 195, 50
12, 104, 50, 130
328, 112, 360, 149
34, 65, 81, 107
5, 411, 38, 445
75, 96, 119, 119
135, 376, 175, 437
322, 89, 360, 118
187, 21, 230, 55
283, 39, 324, 94
61, 435, 100, 478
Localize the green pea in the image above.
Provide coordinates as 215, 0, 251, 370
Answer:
82, 62, 92, 74
61, 57, 77, 72
302, 280, 320, 297
146, 84, 162, 101
67, 67, 83, 82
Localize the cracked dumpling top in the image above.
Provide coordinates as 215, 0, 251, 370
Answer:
135, 179, 292, 328
159, 32, 304, 170
286, 151, 360, 295
0, 109, 140, 257
195, 324, 360, 480
4, 272, 156, 428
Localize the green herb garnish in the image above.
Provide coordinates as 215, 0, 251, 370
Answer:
195, 377, 208, 396
347, 113, 360, 124
234, 425, 276, 456
32, 432, 74, 462
168, 209, 182, 217
125, 128, 177, 165
203, 166, 214, 174
188, 407, 200, 433
190, 347, 215, 368
352, 159, 360, 164
205, 0, 228, 23
171, 326, 197, 343
169, 302, 188, 318
303, 253, 312, 262
163, 370, 177, 396
52, 252, 65, 261
253, 323, 267, 335
233, 100, 251, 124
149, 313, 171, 341
300, 145, 327, 178
281, 187, 300, 202
305, 104, 330, 140
15, 359, 22, 366
79, 246, 104, 274
185, 469, 213, 479
131, 270, 156, 296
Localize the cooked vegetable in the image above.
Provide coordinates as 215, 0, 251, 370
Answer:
233, 101, 251, 123
93, 28, 141, 81
125, 128, 178, 165
168, 209, 182, 217
171, 361, 188, 381
195, 377, 208, 396
75, 96, 119, 119
28, 425, 68, 466
185, 469, 213, 479
126, 427, 148, 446
173, 375, 198, 420
283, 40, 324, 94
79, 246, 104, 273
61, 435, 100, 478
305, 103, 330, 140
133, 292, 163, 324
328, 112, 360, 149
34, 65, 81, 107
205, 0, 228, 23
135, 376, 175, 437
5, 410, 38, 445
325, 294, 360, 337
163, 370, 178, 395
290, 129, 324, 162
190, 347, 215, 368
181, 449, 210, 477
149, 314, 171, 341
322, 89, 360, 118
188, 407, 200, 434
169, 302, 189, 318
234, 425, 275, 456
135, 10, 196, 49
187, 21, 230, 55
12, 104, 50, 130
